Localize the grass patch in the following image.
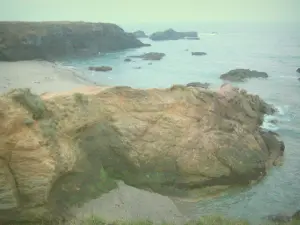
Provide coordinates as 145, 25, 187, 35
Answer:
73, 92, 88, 105
10, 88, 49, 120
39, 118, 58, 141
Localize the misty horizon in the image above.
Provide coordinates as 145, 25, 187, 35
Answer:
0, 0, 299, 24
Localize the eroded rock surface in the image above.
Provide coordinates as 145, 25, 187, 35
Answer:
0, 21, 148, 61
0, 84, 283, 223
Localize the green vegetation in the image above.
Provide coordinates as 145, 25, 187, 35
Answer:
73, 92, 88, 105
39, 118, 58, 141
23, 117, 35, 126
12, 215, 300, 225
10, 88, 49, 120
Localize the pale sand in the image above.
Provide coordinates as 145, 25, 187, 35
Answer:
71, 181, 188, 225
0, 60, 97, 95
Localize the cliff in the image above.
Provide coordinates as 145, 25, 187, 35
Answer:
0, 84, 283, 223
0, 21, 149, 61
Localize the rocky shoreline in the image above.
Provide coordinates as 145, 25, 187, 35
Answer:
0, 21, 150, 61
0, 59, 285, 223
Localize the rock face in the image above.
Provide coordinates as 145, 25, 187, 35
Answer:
186, 82, 210, 89
88, 66, 112, 72
191, 52, 207, 56
220, 69, 269, 82
130, 52, 165, 60
150, 29, 199, 41
0, 85, 283, 223
0, 21, 148, 61
133, 30, 148, 38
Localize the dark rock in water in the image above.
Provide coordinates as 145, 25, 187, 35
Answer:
88, 66, 112, 72
150, 29, 199, 41
191, 52, 207, 56
269, 119, 278, 124
133, 66, 141, 69
133, 30, 148, 38
266, 214, 292, 223
265, 210, 300, 223
124, 58, 132, 62
186, 82, 210, 89
220, 69, 268, 82
296, 68, 300, 73
185, 37, 200, 40
0, 21, 149, 61
130, 52, 165, 61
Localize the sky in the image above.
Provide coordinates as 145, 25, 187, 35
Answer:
0, 0, 299, 24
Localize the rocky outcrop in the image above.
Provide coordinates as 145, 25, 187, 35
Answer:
133, 30, 148, 38
186, 82, 210, 89
191, 52, 207, 56
0, 85, 283, 223
150, 29, 199, 41
130, 52, 165, 60
220, 69, 269, 82
88, 66, 112, 72
0, 21, 149, 61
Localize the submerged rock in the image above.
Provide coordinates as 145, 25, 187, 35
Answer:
130, 52, 165, 60
133, 30, 148, 38
0, 21, 148, 61
186, 82, 210, 89
88, 66, 112, 72
220, 69, 269, 82
0, 85, 283, 223
265, 210, 300, 223
150, 29, 199, 41
191, 52, 207, 56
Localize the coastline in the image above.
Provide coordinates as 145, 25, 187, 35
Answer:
0, 60, 98, 95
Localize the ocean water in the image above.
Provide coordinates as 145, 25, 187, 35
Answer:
61, 22, 300, 224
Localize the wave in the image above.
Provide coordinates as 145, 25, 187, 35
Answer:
260, 105, 291, 131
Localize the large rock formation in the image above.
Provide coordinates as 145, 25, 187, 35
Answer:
220, 69, 269, 82
0, 84, 283, 223
0, 22, 149, 61
132, 30, 148, 38
149, 29, 199, 41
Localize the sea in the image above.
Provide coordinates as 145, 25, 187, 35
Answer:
61, 22, 300, 224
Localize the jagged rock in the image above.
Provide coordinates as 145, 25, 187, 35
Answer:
130, 52, 165, 60
191, 52, 207, 56
133, 30, 148, 38
186, 82, 210, 89
220, 69, 269, 82
0, 22, 149, 61
0, 85, 283, 223
150, 29, 199, 41
88, 66, 112, 72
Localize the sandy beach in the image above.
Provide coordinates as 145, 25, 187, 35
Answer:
0, 60, 96, 94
